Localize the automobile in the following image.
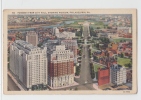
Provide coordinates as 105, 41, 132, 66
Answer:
103, 88, 111, 90
111, 85, 118, 88
85, 81, 87, 84
117, 88, 125, 90
117, 84, 123, 86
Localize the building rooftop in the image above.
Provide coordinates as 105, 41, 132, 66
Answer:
61, 39, 78, 46
110, 64, 125, 71
26, 31, 38, 36
15, 40, 36, 50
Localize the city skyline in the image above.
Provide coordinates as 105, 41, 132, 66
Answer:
4, 10, 137, 94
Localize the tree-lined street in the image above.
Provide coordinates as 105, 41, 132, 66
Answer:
74, 22, 95, 90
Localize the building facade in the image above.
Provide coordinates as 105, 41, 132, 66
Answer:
55, 31, 75, 39
110, 64, 126, 85
98, 67, 110, 86
26, 31, 38, 46
48, 45, 74, 88
97, 33, 108, 38
52, 27, 60, 36
61, 39, 78, 63
10, 40, 48, 89
117, 27, 132, 33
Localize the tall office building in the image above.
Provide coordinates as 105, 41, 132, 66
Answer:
9, 40, 48, 89
48, 45, 74, 88
26, 31, 38, 46
110, 64, 126, 85
61, 39, 78, 63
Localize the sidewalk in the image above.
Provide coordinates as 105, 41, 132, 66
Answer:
8, 71, 25, 91
93, 83, 100, 90
74, 75, 80, 78
48, 81, 79, 90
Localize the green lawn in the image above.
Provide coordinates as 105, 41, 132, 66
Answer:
93, 64, 104, 72
89, 21, 105, 29
112, 38, 132, 43
117, 57, 131, 67
65, 21, 83, 26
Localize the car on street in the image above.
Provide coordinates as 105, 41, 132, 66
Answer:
111, 85, 118, 88
103, 88, 111, 90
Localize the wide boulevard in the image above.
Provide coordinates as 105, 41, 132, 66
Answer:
74, 22, 94, 90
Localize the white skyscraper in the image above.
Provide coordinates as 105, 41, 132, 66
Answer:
10, 40, 48, 90
110, 64, 127, 85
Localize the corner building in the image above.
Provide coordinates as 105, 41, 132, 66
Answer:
10, 40, 48, 89
98, 67, 110, 86
48, 45, 74, 88
110, 64, 126, 85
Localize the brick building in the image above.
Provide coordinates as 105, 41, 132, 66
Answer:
98, 67, 110, 86
111, 43, 118, 51
123, 34, 132, 38
47, 45, 74, 88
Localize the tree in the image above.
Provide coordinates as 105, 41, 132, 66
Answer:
121, 53, 124, 58
97, 27, 100, 29
88, 49, 91, 57
75, 66, 81, 76
37, 43, 43, 47
124, 63, 132, 68
90, 63, 95, 79
93, 56, 98, 61
79, 49, 82, 56
8, 63, 10, 69
115, 57, 117, 61
75, 87, 78, 90
128, 63, 132, 68
96, 43, 99, 49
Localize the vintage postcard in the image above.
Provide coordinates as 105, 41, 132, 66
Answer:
3, 9, 137, 94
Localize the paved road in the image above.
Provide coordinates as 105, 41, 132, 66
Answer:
53, 82, 94, 90
74, 22, 94, 90
79, 45, 93, 84
8, 75, 20, 91
83, 25, 90, 39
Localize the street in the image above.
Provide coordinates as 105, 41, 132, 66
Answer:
74, 22, 94, 90
83, 22, 90, 39
79, 45, 93, 84
8, 75, 20, 91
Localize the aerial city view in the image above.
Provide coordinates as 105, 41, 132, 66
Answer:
7, 14, 132, 91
